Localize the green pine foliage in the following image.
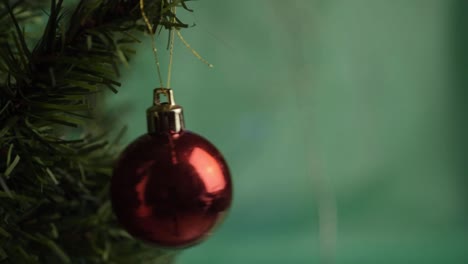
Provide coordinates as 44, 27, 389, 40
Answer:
0, 0, 190, 263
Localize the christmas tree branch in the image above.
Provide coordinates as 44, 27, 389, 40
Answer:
0, 0, 191, 263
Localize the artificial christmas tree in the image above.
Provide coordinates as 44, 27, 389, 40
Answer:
0, 0, 209, 263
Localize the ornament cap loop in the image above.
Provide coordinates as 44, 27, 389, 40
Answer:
154, 88, 176, 106
147, 88, 185, 134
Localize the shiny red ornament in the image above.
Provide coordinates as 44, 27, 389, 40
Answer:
111, 88, 232, 248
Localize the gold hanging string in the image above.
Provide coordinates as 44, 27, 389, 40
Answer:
167, 1, 214, 87
140, 0, 164, 87
166, 3, 176, 88
176, 30, 213, 68
140, 0, 213, 89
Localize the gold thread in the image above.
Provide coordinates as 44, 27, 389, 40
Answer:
176, 30, 213, 68
140, 0, 164, 87
167, 3, 176, 88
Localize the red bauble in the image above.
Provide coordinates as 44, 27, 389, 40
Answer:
111, 130, 232, 248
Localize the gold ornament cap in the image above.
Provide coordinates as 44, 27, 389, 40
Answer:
146, 88, 185, 133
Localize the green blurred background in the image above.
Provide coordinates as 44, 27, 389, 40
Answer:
109, 0, 468, 263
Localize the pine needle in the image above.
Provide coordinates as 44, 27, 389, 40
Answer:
4, 154, 20, 178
